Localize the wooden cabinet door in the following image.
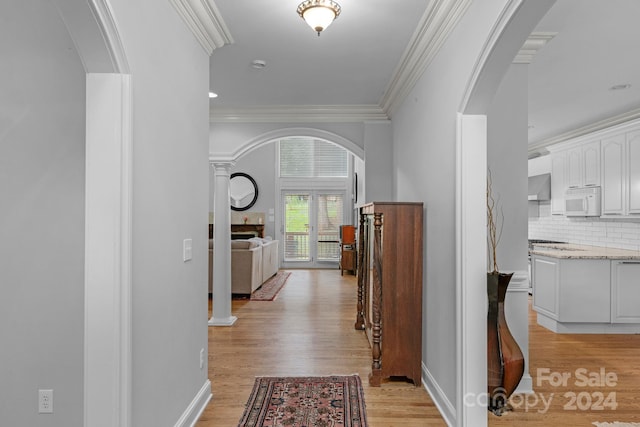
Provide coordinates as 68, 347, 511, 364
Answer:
550, 152, 567, 214
601, 135, 626, 215
582, 140, 601, 187
611, 261, 640, 323
627, 131, 640, 214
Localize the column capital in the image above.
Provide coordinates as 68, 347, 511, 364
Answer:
210, 160, 235, 176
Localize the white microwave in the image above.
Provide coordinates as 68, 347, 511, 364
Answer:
565, 187, 601, 216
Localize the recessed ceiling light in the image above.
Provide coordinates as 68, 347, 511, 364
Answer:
209, 92, 218, 98
251, 60, 267, 70
609, 84, 631, 91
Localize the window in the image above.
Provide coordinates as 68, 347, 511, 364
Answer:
279, 138, 348, 178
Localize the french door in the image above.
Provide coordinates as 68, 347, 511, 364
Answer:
282, 191, 345, 268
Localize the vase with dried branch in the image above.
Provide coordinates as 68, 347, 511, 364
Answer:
486, 169, 524, 416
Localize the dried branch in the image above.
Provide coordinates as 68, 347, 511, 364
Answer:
487, 169, 503, 274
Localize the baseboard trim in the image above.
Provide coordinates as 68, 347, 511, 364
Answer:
422, 363, 456, 426
174, 379, 212, 427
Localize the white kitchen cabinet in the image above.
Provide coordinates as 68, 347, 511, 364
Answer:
567, 147, 582, 188
601, 135, 626, 215
611, 260, 640, 323
601, 131, 640, 217
566, 141, 600, 189
533, 256, 610, 323
627, 130, 640, 214
550, 152, 566, 215
582, 140, 601, 187
532, 256, 559, 318
557, 259, 610, 323
532, 250, 640, 333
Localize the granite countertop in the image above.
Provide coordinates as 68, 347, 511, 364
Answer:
530, 243, 640, 260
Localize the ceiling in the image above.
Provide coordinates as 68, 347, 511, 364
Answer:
209, 0, 429, 112
209, 0, 640, 153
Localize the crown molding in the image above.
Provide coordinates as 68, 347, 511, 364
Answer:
209, 0, 468, 123
379, 0, 472, 117
528, 107, 640, 154
210, 104, 388, 123
169, 0, 233, 55
513, 32, 556, 64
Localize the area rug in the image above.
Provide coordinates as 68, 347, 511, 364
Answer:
249, 271, 291, 301
238, 375, 368, 427
593, 423, 640, 427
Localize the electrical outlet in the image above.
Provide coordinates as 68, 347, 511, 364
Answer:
38, 389, 53, 414
200, 348, 205, 370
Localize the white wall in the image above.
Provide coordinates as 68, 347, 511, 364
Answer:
488, 64, 529, 274
227, 143, 278, 238
487, 63, 531, 392
0, 2, 85, 425
391, 0, 540, 421
363, 121, 393, 202
109, 0, 211, 425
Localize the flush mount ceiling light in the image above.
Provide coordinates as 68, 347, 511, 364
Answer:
297, 0, 341, 36
208, 92, 218, 98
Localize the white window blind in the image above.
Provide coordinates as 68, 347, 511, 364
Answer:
279, 138, 348, 178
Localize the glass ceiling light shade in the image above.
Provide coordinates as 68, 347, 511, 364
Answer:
297, 0, 341, 36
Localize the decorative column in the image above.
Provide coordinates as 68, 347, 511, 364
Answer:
208, 161, 237, 326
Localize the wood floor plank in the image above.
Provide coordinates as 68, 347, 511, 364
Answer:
490, 299, 640, 426
197, 269, 640, 426
197, 269, 445, 427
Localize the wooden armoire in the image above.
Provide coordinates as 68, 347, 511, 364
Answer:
355, 202, 423, 386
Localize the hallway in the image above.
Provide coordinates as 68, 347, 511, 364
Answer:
198, 269, 445, 426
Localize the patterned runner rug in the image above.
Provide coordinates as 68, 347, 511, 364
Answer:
238, 375, 368, 427
249, 271, 291, 301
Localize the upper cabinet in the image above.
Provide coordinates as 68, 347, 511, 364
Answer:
582, 141, 601, 187
547, 119, 640, 219
550, 152, 566, 215
601, 135, 626, 215
566, 140, 601, 189
627, 130, 640, 215
601, 130, 640, 218
548, 139, 600, 215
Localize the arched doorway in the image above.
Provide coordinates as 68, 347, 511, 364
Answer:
455, 1, 556, 426
53, 1, 134, 424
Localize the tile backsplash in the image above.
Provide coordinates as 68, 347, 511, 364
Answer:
529, 202, 640, 251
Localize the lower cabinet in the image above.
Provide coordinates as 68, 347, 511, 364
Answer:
532, 256, 640, 332
611, 261, 640, 323
532, 256, 610, 323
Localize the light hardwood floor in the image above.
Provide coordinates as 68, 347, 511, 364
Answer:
197, 269, 640, 426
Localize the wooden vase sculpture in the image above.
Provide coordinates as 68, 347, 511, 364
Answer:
487, 272, 524, 415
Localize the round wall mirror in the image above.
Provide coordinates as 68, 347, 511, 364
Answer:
229, 172, 258, 211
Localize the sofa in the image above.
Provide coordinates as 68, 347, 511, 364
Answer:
208, 237, 279, 295
231, 239, 263, 294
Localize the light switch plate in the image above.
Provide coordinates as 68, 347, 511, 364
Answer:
183, 238, 192, 262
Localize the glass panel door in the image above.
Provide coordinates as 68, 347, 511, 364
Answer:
283, 193, 311, 262
316, 193, 343, 263
282, 191, 345, 267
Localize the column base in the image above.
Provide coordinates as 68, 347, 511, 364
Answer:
208, 316, 238, 327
